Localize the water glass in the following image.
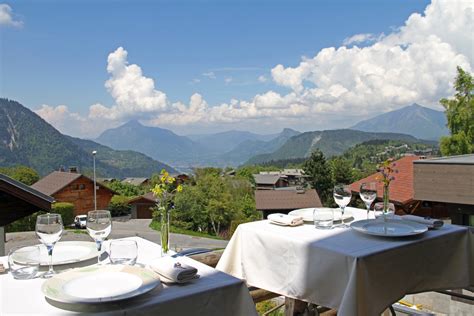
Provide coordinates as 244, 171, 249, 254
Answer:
360, 182, 377, 219
313, 208, 334, 229
109, 240, 138, 265
8, 246, 40, 280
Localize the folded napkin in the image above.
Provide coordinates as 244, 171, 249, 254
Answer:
268, 213, 304, 226
149, 256, 198, 283
398, 215, 444, 229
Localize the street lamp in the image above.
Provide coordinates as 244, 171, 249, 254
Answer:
92, 150, 97, 211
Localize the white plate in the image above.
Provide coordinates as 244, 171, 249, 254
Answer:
350, 219, 428, 237
289, 208, 353, 222
13, 241, 97, 266
42, 265, 161, 303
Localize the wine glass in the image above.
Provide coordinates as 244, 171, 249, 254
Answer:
35, 213, 63, 278
360, 182, 377, 219
87, 210, 112, 264
333, 184, 352, 228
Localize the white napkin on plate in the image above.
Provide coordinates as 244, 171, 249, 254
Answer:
268, 213, 304, 226
398, 215, 444, 229
149, 256, 198, 283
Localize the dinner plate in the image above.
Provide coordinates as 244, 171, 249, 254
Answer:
42, 265, 161, 303
350, 219, 428, 237
13, 241, 98, 266
289, 207, 353, 222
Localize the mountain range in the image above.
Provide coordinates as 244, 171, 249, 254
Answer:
350, 103, 448, 140
94, 103, 444, 168
0, 98, 175, 177
245, 129, 426, 164
95, 121, 300, 168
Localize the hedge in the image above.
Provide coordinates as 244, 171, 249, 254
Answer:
108, 195, 131, 217
52, 202, 75, 226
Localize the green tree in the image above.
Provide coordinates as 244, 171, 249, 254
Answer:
0, 165, 40, 185
105, 180, 144, 197
330, 157, 354, 184
303, 149, 333, 205
440, 66, 474, 155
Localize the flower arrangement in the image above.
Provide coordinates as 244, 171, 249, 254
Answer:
376, 158, 398, 212
151, 169, 183, 255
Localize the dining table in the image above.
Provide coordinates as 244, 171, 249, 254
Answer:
216, 207, 474, 316
0, 236, 257, 316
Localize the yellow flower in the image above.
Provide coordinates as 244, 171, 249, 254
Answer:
167, 176, 176, 184
151, 185, 163, 197
176, 184, 183, 193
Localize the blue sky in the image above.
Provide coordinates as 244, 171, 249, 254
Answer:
1, 0, 471, 137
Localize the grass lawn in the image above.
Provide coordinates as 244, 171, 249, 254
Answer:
149, 220, 222, 240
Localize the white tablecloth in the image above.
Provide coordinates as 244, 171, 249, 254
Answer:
217, 207, 474, 316
0, 237, 257, 316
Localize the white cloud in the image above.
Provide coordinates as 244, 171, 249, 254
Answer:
202, 71, 216, 79
191, 78, 201, 84
224, 77, 233, 84
258, 75, 268, 83
342, 33, 380, 46
0, 4, 23, 27
38, 0, 473, 137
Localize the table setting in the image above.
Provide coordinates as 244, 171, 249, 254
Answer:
217, 181, 474, 316
0, 209, 257, 316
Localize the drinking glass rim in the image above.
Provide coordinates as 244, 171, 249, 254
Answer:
88, 210, 111, 215
37, 213, 62, 219
110, 239, 137, 246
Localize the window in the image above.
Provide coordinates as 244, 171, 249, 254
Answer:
71, 184, 78, 190
78, 184, 85, 190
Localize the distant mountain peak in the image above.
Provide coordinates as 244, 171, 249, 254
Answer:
124, 119, 143, 127
350, 103, 448, 141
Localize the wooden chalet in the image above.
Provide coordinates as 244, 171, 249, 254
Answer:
31, 171, 115, 216
414, 154, 474, 225
255, 188, 322, 218
128, 192, 156, 219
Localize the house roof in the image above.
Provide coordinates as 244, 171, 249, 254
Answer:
121, 177, 149, 186
128, 192, 156, 204
253, 174, 282, 185
413, 154, 474, 165
0, 173, 54, 226
31, 171, 82, 196
31, 171, 115, 196
255, 189, 322, 211
349, 156, 421, 205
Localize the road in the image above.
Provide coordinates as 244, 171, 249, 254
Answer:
5, 218, 228, 254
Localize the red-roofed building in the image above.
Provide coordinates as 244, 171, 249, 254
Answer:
350, 156, 425, 215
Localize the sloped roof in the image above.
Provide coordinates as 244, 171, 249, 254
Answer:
121, 177, 149, 186
253, 174, 282, 185
31, 171, 82, 196
32, 171, 116, 196
256, 189, 322, 211
350, 156, 421, 205
128, 192, 156, 204
1, 174, 54, 226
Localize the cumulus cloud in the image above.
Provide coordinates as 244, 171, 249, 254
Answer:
38, 0, 473, 137
0, 3, 23, 27
342, 33, 380, 46
258, 75, 268, 83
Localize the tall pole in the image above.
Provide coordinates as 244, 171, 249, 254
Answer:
92, 150, 97, 211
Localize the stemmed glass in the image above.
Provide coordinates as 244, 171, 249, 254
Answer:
35, 213, 63, 278
359, 182, 377, 219
333, 184, 352, 228
86, 210, 112, 264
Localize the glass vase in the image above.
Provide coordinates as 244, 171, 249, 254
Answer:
160, 206, 170, 256
382, 184, 394, 220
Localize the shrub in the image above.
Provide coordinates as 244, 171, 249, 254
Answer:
108, 195, 131, 217
52, 202, 75, 226
5, 211, 45, 232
